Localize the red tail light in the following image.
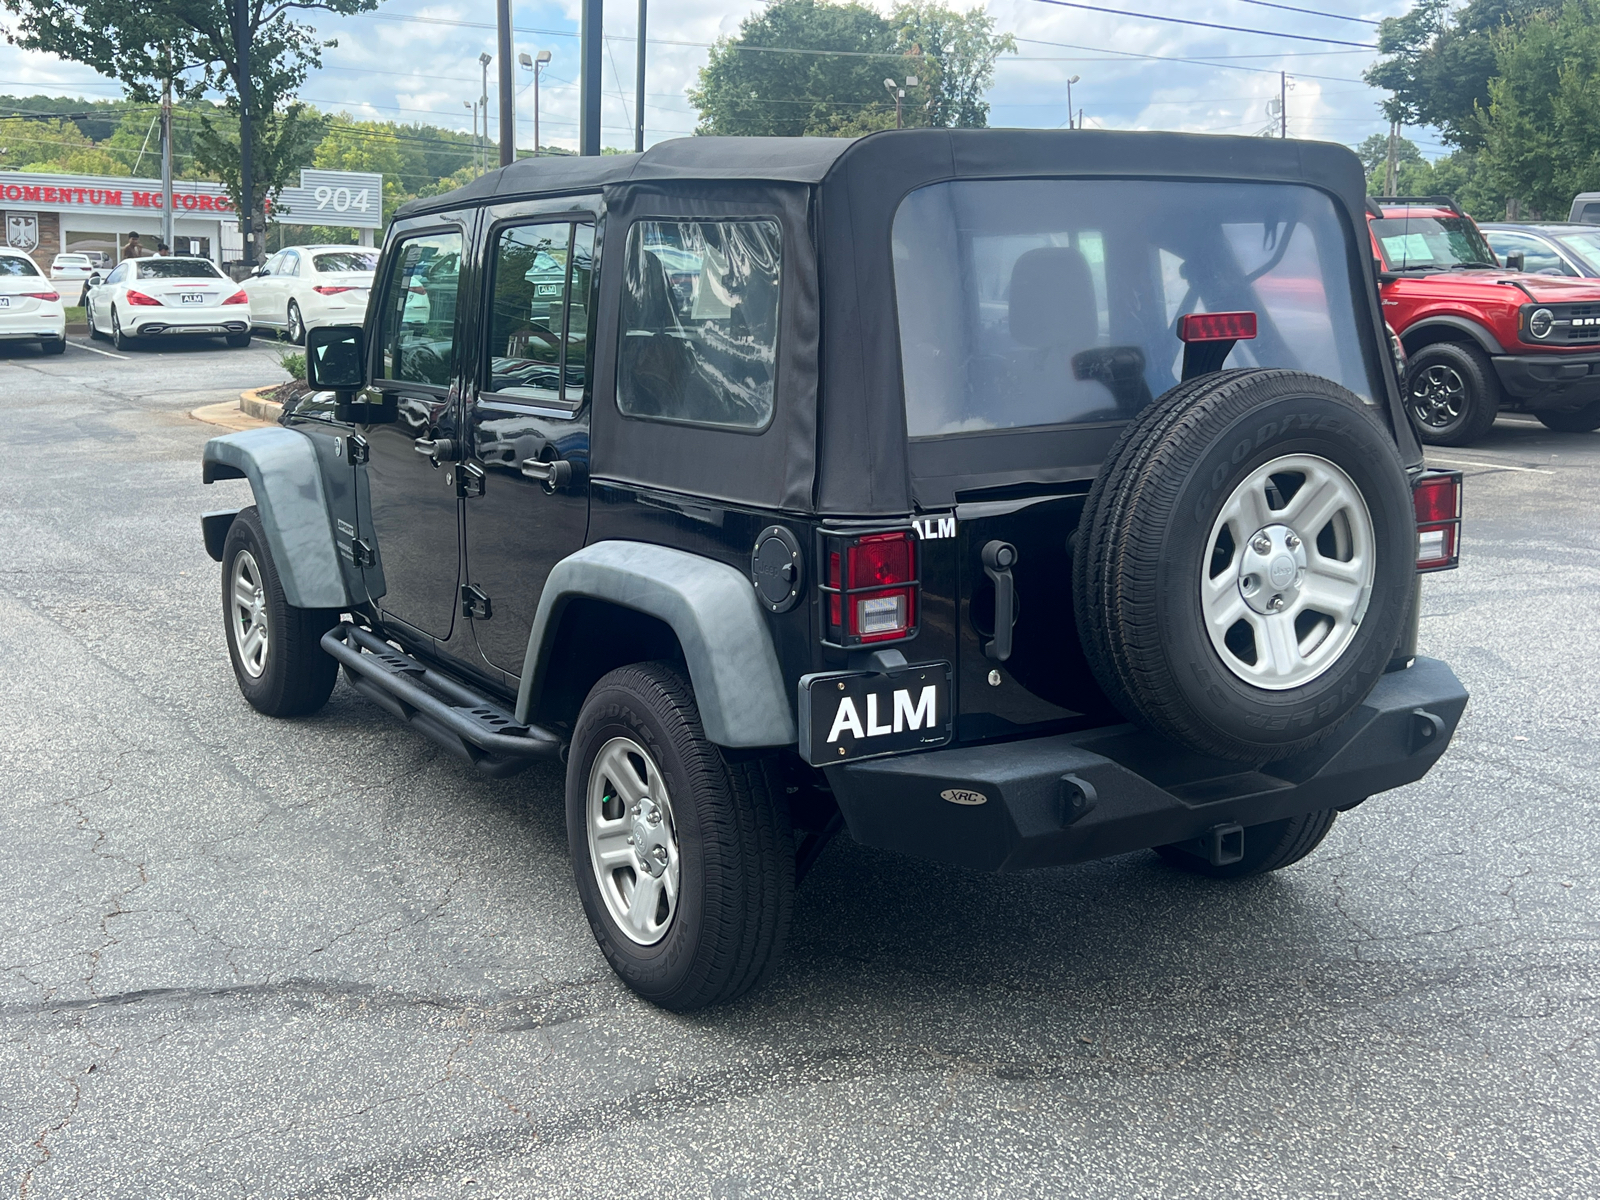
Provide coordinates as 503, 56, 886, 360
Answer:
1179, 311, 1258, 342
313, 285, 354, 295
1413, 469, 1462, 571
22, 290, 60, 302
125, 289, 162, 306
822, 530, 919, 645
223, 290, 249, 305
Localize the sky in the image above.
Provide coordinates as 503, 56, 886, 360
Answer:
0, 0, 1447, 162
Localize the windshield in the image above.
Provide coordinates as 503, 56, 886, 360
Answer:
137, 259, 222, 280
892, 179, 1375, 436
1555, 230, 1600, 273
1371, 214, 1496, 270
313, 251, 377, 273
0, 255, 41, 276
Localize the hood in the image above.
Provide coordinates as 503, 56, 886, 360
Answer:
1397, 268, 1600, 302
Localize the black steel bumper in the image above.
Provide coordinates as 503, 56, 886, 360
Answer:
824, 657, 1467, 872
1492, 352, 1600, 405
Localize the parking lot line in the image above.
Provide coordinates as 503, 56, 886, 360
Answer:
66, 339, 128, 360
1426, 454, 1555, 474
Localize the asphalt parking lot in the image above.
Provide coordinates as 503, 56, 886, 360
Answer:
2, 335, 1597, 1199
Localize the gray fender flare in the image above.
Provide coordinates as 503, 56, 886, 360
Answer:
1401, 316, 1505, 357
201, 427, 352, 610
516, 541, 796, 749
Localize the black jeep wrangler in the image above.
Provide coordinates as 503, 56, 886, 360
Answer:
201, 130, 1467, 1011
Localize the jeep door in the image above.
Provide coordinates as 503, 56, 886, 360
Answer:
354, 213, 473, 644
462, 205, 595, 679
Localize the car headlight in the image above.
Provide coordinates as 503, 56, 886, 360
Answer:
1528, 307, 1555, 339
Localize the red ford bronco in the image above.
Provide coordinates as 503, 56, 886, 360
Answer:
1371, 196, 1600, 444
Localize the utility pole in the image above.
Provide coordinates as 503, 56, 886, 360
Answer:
479, 52, 492, 171
521, 51, 551, 156
1280, 70, 1287, 138
1066, 75, 1079, 129
580, 0, 602, 154
1384, 120, 1400, 195
160, 68, 174, 254
634, 0, 646, 152
235, 0, 254, 267
496, 0, 514, 165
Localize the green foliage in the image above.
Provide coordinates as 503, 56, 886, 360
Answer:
1479, 0, 1600, 218
1355, 133, 1500, 219
1365, 0, 1549, 150
688, 0, 1014, 137
277, 348, 307, 380
0, 114, 119, 171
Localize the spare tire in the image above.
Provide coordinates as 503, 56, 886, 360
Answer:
1074, 369, 1415, 763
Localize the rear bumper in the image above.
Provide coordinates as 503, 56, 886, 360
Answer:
1492, 352, 1600, 405
127, 315, 249, 336
825, 656, 1467, 872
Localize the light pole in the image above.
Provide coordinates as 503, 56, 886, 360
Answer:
520, 50, 551, 156
464, 100, 478, 172
883, 75, 917, 129
634, 0, 646, 152
479, 52, 492, 169
1066, 75, 1079, 129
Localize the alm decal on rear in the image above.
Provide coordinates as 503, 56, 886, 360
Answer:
826, 685, 938, 743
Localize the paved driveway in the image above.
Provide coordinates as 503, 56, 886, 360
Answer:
2, 337, 1597, 1198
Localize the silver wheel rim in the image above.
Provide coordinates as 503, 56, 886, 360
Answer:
288, 305, 303, 342
1410, 364, 1466, 428
586, 736, 680, 946
1200, 453, 1376, 691
229, 550, 270, 679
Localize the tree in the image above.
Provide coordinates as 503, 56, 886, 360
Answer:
1365, 0, 1549, 150
2, 0, 377, 240
1355, 131, 1425, 188
688, 0, 1014, 137
0, 115, 120, 172
1478, 0, 1600, 217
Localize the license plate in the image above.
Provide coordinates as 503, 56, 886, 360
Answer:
799, 662, 952, 766
0, 297, 10, 308
179, 293, 206, 305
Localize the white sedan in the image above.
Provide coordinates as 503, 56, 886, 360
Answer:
243, 244, 377, 344
0, 247, 66, 355
50, 253, 97, 284
85, 257, 252, 351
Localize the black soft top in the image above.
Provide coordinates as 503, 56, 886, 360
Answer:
395, 130, 1400, 516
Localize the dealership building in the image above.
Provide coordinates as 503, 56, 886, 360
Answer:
0, 172, 242, 265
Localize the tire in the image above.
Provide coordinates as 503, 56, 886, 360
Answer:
111, 306, 136, 352
86, 302, 105, 340
220, 507, 340, 717
566, 663, 794, 1011
225, 332, 252, 348
1155, 809, 1338, 879
1536, 400, 1600, 432
1074, 369, 1415, 763
1404, 341, 1500, 446
286, 301, 305, 346
41, 337, 65, 356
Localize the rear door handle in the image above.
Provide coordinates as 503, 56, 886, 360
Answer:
981, 540, 1018, 663
414, 437, 458, 461
520, 457, 572, 490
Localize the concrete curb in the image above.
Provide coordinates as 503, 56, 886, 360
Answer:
239, 386, 284, 423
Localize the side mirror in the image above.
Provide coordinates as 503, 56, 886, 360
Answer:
87, 274, 102, 288
306, 324, 366, 391
1504, 251, 1525, 272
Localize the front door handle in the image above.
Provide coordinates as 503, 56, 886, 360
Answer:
414, 437, 458, 462
981, 540, 1018, 663
520, 457, 572, 491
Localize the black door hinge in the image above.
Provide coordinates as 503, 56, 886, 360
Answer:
457, 461, 486, 498
347, 435, 369, 465
351, 538, 375, 568
461, 584, 492, 620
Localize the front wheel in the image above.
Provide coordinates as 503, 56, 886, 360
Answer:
1536, 400, 1600, 433
286, 301, 306, 346
220, 507, 340, 717
1405, 342, 1500, 445
1155, 809, 1338, 879
566, 663, 793, 1011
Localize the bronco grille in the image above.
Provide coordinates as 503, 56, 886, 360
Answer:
1530, 303, 1600, 345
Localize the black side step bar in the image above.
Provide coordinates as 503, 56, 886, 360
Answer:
320, 622, 564, 777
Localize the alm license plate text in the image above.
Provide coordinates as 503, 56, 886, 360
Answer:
179, 293, 206, 304
799, 662, 952, 766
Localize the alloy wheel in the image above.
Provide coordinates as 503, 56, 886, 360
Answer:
1410, 364, 1467, 429
229, 549, 270, 679
586, 736, 681, 946
1200, 453, 1377, 691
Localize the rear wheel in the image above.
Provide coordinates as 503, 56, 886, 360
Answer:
1536, 400, 1600, 432
41, 337, 65, 356
1405, 341, 1500, 446
220, 507, 340, 717
225, 332, 252, 348
111, 306, 136, 352
1074, 369, 1415, 763
1155, 809, 1338, 879
567, 663, 793, 1011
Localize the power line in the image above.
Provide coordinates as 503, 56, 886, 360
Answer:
1025, 0, 1378, 48
1231, 0, 1381, 25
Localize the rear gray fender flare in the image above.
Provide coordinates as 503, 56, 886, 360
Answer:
201, 428, 351, 610
516, 541, 796, 749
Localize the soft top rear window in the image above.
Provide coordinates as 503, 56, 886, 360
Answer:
892, 179, 1375, 438
137, 259, 222, 279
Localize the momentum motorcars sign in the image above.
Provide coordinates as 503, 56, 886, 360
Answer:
0, 173, 232, 212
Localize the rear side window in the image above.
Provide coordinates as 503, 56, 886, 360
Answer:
375, 230, 462, 388
617, 219, 781, 430
892, 179, 1374, 437
0, 255, 40, 276
485, 221, 594, 404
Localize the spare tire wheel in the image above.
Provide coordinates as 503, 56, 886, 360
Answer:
1074, 368, 1415, 763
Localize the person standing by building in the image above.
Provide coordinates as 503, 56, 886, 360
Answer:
121, 230, 143, 261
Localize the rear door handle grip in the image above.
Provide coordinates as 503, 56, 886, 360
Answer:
520, 458, 572, 490
414, 438, 457, 461
982, 539, 1018, 663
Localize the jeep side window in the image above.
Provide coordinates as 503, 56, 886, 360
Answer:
484, 221, 594, 404
375, 231, 462, 388
616, 219, 781, 430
